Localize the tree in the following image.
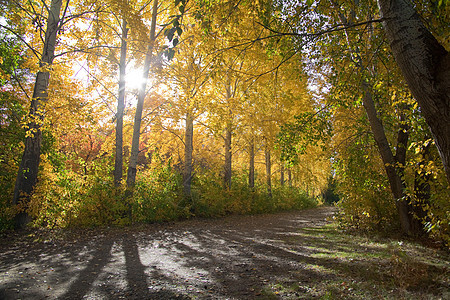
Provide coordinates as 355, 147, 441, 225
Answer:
165, 31, 211, 201
377, 0, 450, 184
12, 0, 65, 228
0, 27, 28, 228
265, 142, 272, 197
126, 0, 159, 189
114, 17, 128, 186
248, 137, 255, 188
327, 0, 414, 234
5, 0, 142, 227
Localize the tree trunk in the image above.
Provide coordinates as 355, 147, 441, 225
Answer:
114, 18, 128, 187
248, 137, 255, 189
378, 0, 450, 184
280, 163, 285, 186
265, 146, 272, 197
288, 168, 292, 187
13, 0, 63, 228
412, 140, 432, 235
183, 112, 194, 200
329, 1, 414, 234
394, 110, 427, 235
361, 85, 411, 234
126, 0, 158, 189
224, 124, 232, 189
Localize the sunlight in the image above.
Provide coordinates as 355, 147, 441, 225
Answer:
125, 65, 148, 91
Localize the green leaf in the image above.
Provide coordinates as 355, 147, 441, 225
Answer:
167, 27, 176, 41
167, 48, 175, 61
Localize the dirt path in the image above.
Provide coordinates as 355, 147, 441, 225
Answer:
0, 207, 448, 299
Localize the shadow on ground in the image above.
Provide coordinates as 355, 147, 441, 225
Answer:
0, 207, 448, 299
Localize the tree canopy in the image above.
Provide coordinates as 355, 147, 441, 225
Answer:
0, 0, 448, 244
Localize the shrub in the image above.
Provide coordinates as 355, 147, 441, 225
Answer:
131, 162, 185, 223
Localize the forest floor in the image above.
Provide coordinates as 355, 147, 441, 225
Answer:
0, 206, 448, 299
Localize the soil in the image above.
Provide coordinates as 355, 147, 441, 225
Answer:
0, 207, 448, 299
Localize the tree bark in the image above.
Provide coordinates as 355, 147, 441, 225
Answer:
224, 124, 232, 189
13, 0, 63, 228
280, 163, 285, 186
412, 140, 432, 235
361, 85, 411, 234
265, 146, 272, 197
114, 18, 128, 187
126, 0, 158, 189
378, 0, 450, 184
248, 137, 255, 189
288, 168, 292, 187
183, 112, 194, 200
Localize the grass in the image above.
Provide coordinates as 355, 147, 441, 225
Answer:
262, 224, 449, 299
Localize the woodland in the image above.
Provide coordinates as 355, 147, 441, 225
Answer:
0, 0, 449, 246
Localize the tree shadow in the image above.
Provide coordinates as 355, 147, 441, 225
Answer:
122, 233, 190, 299
1, 207, 447, 299
59, 237, 115, 299
57, 233, 191, 299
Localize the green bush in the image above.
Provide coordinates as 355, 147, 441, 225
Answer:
23, 153, 318, 229
190, 171, 318, 218
131, 161, 186, 223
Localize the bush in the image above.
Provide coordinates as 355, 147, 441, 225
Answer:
24, 154, 319, 229
191, 171, 318, 218
28, 156, 129, 228
131, 161, 186, 223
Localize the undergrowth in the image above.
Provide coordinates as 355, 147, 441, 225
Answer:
2, 157, 318, 230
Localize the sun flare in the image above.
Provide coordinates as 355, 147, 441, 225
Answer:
125, 66, 148, 90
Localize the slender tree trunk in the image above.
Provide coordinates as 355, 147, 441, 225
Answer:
378, 0, 450, 184
288, 169, 292, 187
249, 137, 255, 189
224, 124, 232, 189
13, 0, 63, 228
412, 140, 432, 235
126, 0, 158, 189
280, 163, 285, 186
184, 112, 194, 200
114, 19, 128, 187
265, 146, 272, 197
394, 109, 428, 235
361, 85, 411, 234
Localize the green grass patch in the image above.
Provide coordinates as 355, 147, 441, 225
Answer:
271, 224, 450, 299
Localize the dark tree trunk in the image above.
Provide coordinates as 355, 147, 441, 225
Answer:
224, 124, 232, 189
412, 140, 432, 235
394, 111, 426, 235
265, 147, 272, 197
361, 85, 411, 234
280, 163, 285, 186
184, 112, 194, 200
249, 138, 255, 189
288, 168, 292, 187
378, 0, 450, 184
114, 19, 128, 187
13, 0, 63, 228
